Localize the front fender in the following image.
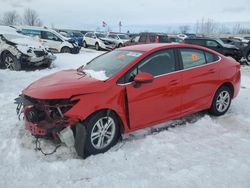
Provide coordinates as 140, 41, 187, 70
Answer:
64, 86, 130, 132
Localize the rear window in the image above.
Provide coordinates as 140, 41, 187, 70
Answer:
158, 35, 168, 43
180, 48, 206, 69
205, 51, 220, 63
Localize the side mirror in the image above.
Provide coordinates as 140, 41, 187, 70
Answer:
134, 72, 154, 83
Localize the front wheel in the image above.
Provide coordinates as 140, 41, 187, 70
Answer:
79, 111, 120, 157
61, 47, 71, 53
3, 52, 21, 71
209, 86, 232, 116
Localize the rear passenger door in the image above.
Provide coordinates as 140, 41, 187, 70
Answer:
179, 48, 220, 114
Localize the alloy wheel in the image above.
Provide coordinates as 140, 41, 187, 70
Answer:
4, 56, 15, 70
216, 91, 230, 113
90, 117, 116, 149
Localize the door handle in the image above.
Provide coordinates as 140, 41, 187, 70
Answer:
168, 80, 180, 86
208, 69, 216, 73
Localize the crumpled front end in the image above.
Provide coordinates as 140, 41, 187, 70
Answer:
15, 95, 79, 139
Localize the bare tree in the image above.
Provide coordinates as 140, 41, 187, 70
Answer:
23, 8, 42, 26
195, 18, 218, 36
179, 25, 190, 33
2, 11, 20, 25
232, 23, 242, 34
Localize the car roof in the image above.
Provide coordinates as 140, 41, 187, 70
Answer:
119, 43, 209, 52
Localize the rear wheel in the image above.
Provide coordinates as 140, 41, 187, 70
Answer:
79, 111, 120, 157
209, 86, 232, 116
118, 43, 123, 48
61, 47, 71, 53
3, 52, 21, 71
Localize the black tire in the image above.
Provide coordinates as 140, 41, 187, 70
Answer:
118, 43, 123, 48
209, 86, 232, 116
41, 60, 52, 68
3, 52, 21, 71
61, 47, 71, 53
83, 41, 88, 48
246, 51, 250, 62
82, 111, 120, 157
95, 43, 100, 51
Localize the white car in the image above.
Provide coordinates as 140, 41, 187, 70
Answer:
18, 26, 81, 54
83, 32, 116, 50
106, 33, 130, 48
0, 26, 55, 71
232, 37, 249, 43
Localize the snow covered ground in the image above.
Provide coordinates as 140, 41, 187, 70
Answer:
0, 49, 250, 188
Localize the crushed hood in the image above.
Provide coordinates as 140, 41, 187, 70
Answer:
23, 69, 109, 99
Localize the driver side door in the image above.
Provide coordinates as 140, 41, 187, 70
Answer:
124, 49, 182, 130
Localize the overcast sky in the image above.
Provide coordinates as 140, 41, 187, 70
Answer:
0, 0, 250, 32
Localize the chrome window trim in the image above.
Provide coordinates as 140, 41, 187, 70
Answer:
117, 56, 221, 86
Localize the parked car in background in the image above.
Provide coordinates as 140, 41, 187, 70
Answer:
168, 35, 184, 43
232, 36, 249, 43
83, 32, 116, 50
220, 38, 248, 50
0, 26, 55, 71
19, 26, 81, 54
185, 38, 243, 62
243, 42, 250, 62
124, 32, 169, 46
58, 29, 84, 47
16, 43, 240, 158
106, 33, 130, 48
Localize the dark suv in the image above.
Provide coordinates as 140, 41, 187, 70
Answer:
184, 38, 243, 62
124, 32, 168, 46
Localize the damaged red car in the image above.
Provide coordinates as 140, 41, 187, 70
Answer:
16, 43, 241, 158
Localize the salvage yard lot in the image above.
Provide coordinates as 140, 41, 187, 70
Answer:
0, 49, 250, 188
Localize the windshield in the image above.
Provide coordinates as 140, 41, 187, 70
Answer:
118, 34, 130, 40
96, 33, 106, 39
216, 39, 227, 46
83, 50, 143, 80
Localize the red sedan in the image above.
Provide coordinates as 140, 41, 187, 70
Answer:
16, 43, 241, 158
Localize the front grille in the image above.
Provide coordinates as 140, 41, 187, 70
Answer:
34, 50, 47, 57
25, 107, 46, 123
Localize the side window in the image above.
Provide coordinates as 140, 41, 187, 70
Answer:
85, 33, 91, 37
21, 29, 42, 38
206, 40, 219, 47
139, 35, 147, 42
205, 51, 220, 63
158, 35, 168, 43
132, 36, 140, 42
124, 49, 176, 82
180, 48, 206, 69
149, 35, 156, 42
42, 31, 61, 41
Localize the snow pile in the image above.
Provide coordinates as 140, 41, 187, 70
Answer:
0, 50, 250, 188
84, 69, 108, 81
